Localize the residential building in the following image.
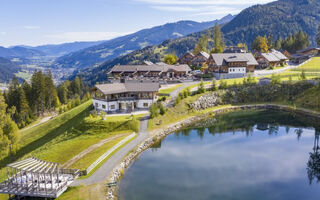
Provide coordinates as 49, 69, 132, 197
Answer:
92, 80, 160, 112
255, 50, 288, 69
178, 52, 195, 66
296, 47, 320, 57
191, 51, 210, 67
108, 64, 191, 80
207, 53, 258, 75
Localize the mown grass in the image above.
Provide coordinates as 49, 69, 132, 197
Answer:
70, 133, 131, 170
56, 183, 106, 200
159, 84, 183, 95
0, 100, 141, 182
148, 92, 232, 131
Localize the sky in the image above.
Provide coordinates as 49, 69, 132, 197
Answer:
0, 0, 274, 47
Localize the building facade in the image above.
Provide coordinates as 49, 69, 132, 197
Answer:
207, 53, 258, 75
255, 50, 288, 69
92, 81, 159, 112
191, 51, 210, 67
178, 52, 195, 66
108, 64, 191, 80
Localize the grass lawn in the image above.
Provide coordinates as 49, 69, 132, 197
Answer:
148, 92, 232, 131
159, 84, 183, 95
56, 184, 106, 200
70, 133, 131, 170
0, 100, 141, 182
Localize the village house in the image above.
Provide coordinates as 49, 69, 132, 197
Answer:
255, 50, 288, 69
290, 47, 319, 64
191, 51, 210, 67
207, 53, 258, 78
178, 52, 195, 66
92, 80, 160, 113
296, 47, 320, 57
108, 64, 191, 80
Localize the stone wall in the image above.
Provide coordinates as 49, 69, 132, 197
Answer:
190, 92, 221, 110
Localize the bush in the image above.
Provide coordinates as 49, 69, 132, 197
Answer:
197, 80, 206, 94
219, 79, 227, 89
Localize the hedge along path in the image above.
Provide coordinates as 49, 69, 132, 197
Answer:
62, 132, 131, 168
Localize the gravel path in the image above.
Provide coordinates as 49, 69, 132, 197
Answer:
72, 115, 150, 186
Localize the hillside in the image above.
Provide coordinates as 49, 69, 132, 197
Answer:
222, 0, 320, 46
73, 0, 320, 85
25, 41, 105, 57
0, 57, 20, 83
53, 15, 234, 69
0, 46, 45, 59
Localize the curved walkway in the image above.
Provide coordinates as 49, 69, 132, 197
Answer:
72, 115, 150, 186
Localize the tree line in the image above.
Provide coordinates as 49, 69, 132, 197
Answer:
2, 71, 90, 128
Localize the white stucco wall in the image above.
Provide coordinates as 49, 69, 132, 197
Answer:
93, 99, 119, 112
137, 100, 154, 109
228, 67, 246, 74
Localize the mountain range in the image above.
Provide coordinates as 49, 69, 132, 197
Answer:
52, 14, 234, 69
73, 0, 320, 85
0, 57, 20, 83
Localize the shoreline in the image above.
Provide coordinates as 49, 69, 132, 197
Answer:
105, 104, 320, 200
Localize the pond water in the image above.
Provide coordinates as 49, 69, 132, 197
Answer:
119, 110, 320, 200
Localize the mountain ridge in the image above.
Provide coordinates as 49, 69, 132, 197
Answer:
52, 14, 234, 69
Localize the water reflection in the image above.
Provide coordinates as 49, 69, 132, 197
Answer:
119, 110, 320, 200
307, 129, 320, 184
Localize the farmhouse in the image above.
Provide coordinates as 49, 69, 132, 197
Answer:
178, 52, 195, 65
207, 53, 258, 75
92, 80, 160, 113
255, 50, 288, 69
191, 51, 210, 67
296, 47, 320, 57
108, 64, 191, 80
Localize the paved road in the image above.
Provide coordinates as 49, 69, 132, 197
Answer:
254, 60, 310, 76
72, 115, 150, 186
167, 81, 200, 107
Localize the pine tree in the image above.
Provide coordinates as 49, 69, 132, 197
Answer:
267, 35, 273, 50
17, 87, 30, 122
193, 34, 208, 54
44, 71, 58, 110
275, 37, 283, 50
58, 83, 68, 104
31, 71, 46, 115
211, 23, 225, 53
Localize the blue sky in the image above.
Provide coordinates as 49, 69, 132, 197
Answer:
0, 0, 274, 47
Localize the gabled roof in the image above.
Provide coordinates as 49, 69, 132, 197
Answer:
271, 50, 288, 60
110, 65, 164, 72
143, 61, 154, 65
210, 53, 258, 66
109, 64, 191, 73
261, 53, 280, 62
197, 51, 210, 59
297, 47, 320, 54
182, 51, 195, 57
96, 82, 160, 95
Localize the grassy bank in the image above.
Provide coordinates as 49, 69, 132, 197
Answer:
159, 84, 183, 95
0, 100, 141, 182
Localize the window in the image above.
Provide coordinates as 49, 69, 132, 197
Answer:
143, 103, 149, 107
102, 104, 106, 109
110, 105, 115, 109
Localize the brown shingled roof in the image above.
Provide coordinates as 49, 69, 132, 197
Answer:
95, 82, 160, 95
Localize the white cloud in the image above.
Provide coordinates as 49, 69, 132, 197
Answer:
24, 25, 40, 30
44, 31, 132, 43
135, 0, 274, 6
135, 0, 274, 17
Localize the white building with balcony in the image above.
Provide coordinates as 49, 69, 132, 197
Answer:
92, 80, 160, 113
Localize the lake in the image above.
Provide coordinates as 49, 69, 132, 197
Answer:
119, 110, 320, 200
